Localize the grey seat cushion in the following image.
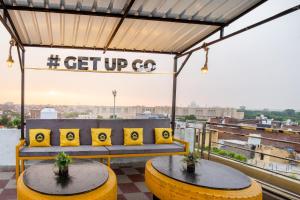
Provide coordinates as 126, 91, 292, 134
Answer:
20, 145, 109, 157
106, 143, 184, 155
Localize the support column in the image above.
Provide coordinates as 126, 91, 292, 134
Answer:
20, 50, 25, 140
171, 57, 177, 132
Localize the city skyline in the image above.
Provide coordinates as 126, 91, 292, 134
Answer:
0, 102, 298, 112
0, 0, 300, 110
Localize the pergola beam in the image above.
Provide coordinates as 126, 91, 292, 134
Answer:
24, 44, 176, 55
104, 0, 135, 53
176, 53, 193, 77
177, 3, 300, 58
0, 0, 25, 51
1, 5, 225, 26
177, 0, 268, 56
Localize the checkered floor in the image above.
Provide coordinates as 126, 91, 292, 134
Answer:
0, 163, 153, 200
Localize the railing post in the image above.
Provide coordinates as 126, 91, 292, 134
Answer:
208, 127, 212, 160
196, 128, 200, 154
200, 123, 206, 159
193, 128, 197, 153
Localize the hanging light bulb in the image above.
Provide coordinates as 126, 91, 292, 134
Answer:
201, 44, 209, 74
7, 39, 15, 68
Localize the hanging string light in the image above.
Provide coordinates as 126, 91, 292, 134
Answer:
201, 43, 209, 74
7, 39, 15, 68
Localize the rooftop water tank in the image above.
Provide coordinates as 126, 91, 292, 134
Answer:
40, 108, 58, 119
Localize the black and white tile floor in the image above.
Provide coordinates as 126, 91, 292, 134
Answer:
0, 163, 153, 200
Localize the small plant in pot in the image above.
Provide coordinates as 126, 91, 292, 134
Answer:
182, 152, 200, 173
54, 152, 72, 178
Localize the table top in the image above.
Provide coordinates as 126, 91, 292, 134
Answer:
151, 156, 251, 190
23, 159, 109, 195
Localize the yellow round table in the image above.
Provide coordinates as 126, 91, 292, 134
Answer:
17, 165, 117, 200
145, 159, 262, 200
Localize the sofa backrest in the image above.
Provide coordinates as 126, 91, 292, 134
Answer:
25, 119, 170, 146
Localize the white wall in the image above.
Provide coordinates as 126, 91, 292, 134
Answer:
0, 129, 20, 166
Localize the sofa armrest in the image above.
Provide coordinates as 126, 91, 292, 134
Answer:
173, 137, 189, 154
16, 139, 26, 154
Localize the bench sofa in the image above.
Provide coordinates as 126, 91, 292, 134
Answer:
16, 119, 189, 179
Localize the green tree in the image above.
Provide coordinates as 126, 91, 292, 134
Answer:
184, 115, 197, 121
12, 117, 21, 128
0, 115, 10, 127
283, 109, 295, 116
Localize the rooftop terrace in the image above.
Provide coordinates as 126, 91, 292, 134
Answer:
1, 0, 300, 200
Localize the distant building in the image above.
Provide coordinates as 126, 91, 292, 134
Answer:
136, 111, 168, 119
211, 119, 300, 153
77, 113, 97, 119
248, 134, 261, 146
40, 108, 58, 119
253, 145, 291, 164
90, 106, 244, 120
29, 109, 41, 119
256, 115, 272, 128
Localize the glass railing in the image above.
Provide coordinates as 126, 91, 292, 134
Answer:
176, 122, 300, 181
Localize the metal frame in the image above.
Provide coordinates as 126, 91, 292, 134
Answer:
15, 137, 189, 179
177, 3, 300, 58
24, 44, 176, 55
0, 5, 225, 26
177, 0, 268, 55
0, 0, 24, 51
103, 0, 135, 53
16, 46, 25, 140
0, 1, 268, 55
0, 0, 299, 140
200, 122, 300, 179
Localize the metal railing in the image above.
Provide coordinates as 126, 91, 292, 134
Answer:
193, 122, 300, 180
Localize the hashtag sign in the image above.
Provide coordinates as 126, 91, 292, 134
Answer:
47, 54, 60, 69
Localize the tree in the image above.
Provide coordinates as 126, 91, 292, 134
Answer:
0, 115, 10, 127
184, 115, 197, 121
284, 109, 295, 116
12, 117, 21, 128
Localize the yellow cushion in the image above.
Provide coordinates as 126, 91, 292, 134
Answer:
91, 128, 112, 146
60, 129, 80, 146
29, 129, 51, 147
155, 128, 173, 144
124, 128, 143, 145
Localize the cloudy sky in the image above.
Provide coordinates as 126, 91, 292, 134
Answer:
0, 0, 299, 110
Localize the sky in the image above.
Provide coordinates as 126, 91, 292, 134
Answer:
0, 0, 300, 110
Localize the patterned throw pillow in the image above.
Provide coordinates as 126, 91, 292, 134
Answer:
60, 129, 80, 146
91, 128, 112, 146
154, 128, 173, 144
29, 129, 51, 147
123, 128, 143, 146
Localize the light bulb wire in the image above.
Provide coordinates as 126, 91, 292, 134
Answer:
204, 44, 209, 66
8, 39, 15, 61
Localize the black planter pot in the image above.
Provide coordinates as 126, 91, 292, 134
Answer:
187, 163, 195, 173
58, 167, 69, 178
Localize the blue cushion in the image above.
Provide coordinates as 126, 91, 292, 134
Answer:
106, 143, 184, 155
20, 145, 109, 157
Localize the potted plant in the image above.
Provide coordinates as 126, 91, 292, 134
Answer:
182, 152, 200, 173
54, 152, 72, 178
